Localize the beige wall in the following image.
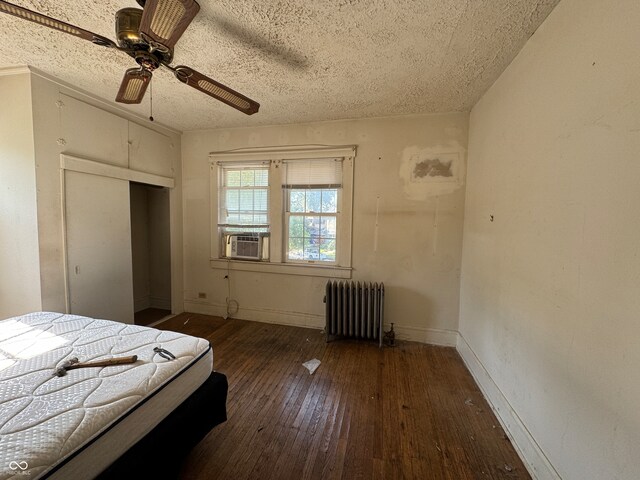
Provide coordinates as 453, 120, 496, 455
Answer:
0, 73, 41, 318
182, 113, 468, 343
459, 0, 640, 478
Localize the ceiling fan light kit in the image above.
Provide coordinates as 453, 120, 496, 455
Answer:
0, 0, 260, 115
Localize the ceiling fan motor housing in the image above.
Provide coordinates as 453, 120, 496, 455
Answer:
115, 7, 172, 68
116, 8, 145, 49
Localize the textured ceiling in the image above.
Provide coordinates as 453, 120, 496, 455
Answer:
0, 0, 558, 131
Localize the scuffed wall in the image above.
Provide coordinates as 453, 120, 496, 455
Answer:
460, 0, 640, 478
182, 113, 468, 343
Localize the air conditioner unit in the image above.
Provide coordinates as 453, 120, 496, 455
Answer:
225, 233, 269, 260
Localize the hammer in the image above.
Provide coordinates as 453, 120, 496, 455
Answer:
54, 355, 138, 377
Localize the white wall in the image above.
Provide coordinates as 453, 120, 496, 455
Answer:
182, 113, 468, 343
0, 73, 41, 318
459, 0, 640, 478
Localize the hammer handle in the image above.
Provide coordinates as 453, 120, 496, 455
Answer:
66, 355, 138, 370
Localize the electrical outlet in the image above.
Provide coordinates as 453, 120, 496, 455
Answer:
198, 292, 207, 299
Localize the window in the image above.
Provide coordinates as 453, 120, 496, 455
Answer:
210, 145, 355, 278
219, 164, 269, 232
217, 163, 270, 260
284, 159, 342, 263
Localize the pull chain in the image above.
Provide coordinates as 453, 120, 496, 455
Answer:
149, 77, 154, 122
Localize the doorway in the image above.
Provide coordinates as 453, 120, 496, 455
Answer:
130, 182, 172, 326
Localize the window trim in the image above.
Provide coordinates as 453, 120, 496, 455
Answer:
209, 145, 355, 278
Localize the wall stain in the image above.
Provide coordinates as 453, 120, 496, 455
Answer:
413, 158, 453, 178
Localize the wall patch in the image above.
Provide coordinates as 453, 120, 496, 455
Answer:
399, 146, 465, 199
413, 158, 453, 179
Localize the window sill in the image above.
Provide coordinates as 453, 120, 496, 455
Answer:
210, 258, 352, 279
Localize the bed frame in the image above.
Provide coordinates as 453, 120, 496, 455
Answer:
97, 372, 228, 479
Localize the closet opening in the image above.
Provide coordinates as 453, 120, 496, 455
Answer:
130, 182, 171, 326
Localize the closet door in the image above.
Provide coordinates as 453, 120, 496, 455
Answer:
65, 171, 134, 323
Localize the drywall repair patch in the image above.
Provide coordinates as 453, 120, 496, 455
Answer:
409, 153, 459, 183
400, 146, 465, 199
413, 158, 453, 178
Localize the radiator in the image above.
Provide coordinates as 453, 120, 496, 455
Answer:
324, 280, 385, 347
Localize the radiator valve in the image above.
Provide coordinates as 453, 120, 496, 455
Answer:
383, 323, 395, 347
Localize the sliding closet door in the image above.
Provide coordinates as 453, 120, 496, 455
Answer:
65, 171, 134, 323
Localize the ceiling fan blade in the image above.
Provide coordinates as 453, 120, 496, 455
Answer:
0, 0, 116, 48
172, 66, 259, 115
115, 68, 152, 104
139, 0, 200, 51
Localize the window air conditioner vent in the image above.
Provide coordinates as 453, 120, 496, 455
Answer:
226, 233, 268, 260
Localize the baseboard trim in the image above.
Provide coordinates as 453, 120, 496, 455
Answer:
389, 324, 458, 346
184, 301, 457, 346
456, 333, 561, 480
149, 296, 171, 310
134, 296, 151, 312
184, 301, 325, 330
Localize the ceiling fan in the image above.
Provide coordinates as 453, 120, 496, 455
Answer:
0, 0, 260, 115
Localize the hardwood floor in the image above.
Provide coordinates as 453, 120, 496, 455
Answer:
157, 313, 530, 480
134, 307, 171, 326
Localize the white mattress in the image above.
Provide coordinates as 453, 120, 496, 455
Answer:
0, 312, 212, 480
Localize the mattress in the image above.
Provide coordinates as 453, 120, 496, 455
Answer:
0, 312, 212, 480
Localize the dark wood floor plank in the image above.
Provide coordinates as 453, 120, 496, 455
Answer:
134, 307, 171, 326
156, 313, 531, 480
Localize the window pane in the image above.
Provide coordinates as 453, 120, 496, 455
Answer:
304, 215, 321, 239
255, 169, 268, 186
288, 237, 303, 259
289, 216, 304, 238
239, 190, 254, 210
321, 217, 337, 238
255, 214, 268, 224
303, 238, 319, 260
226, 170, 241, 187
254, 189, 268, 212
320, 239, 336, 262
241, 169, 255, 186
290, 190, 306, 213
225, 189, 239, 210
321, 190, 338, 213
306, 190, 321, 213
